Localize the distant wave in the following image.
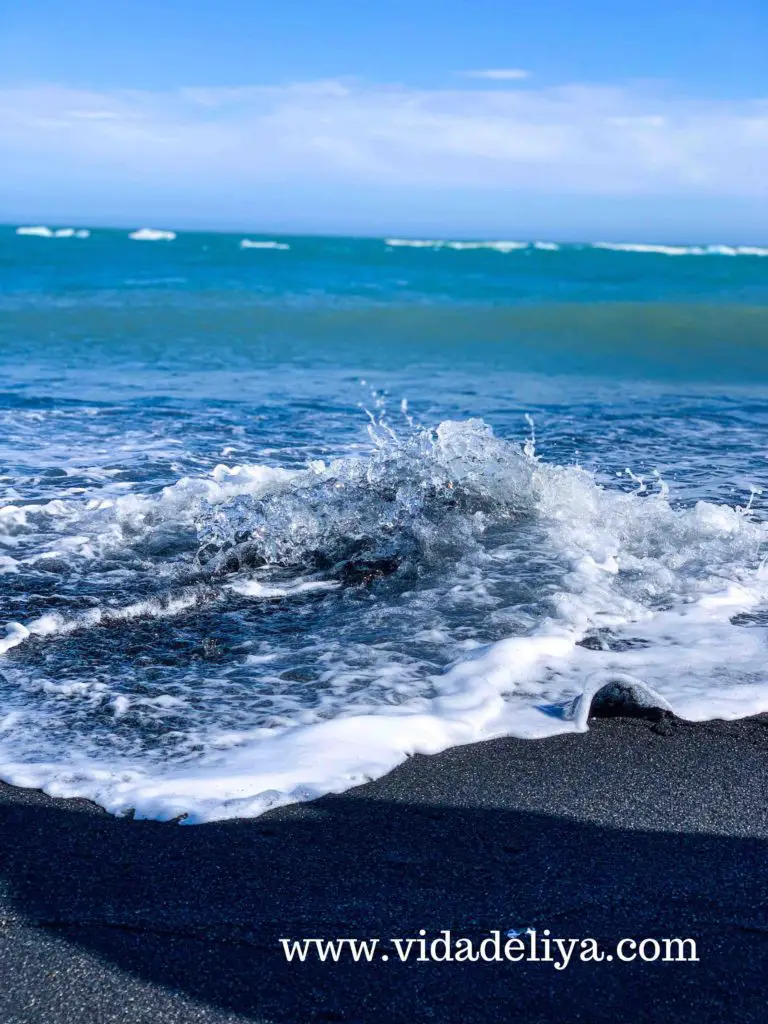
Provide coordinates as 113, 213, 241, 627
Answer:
385, 239, 533, 252
128, 228, 177, 242
382, 237, 767, 257
16, 226, 90, 239
593, 242, 768, 257
122, 277, 189, 287
240, 239, 290, 250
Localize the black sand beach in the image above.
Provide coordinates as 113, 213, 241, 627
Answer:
1, 710, 766, 1023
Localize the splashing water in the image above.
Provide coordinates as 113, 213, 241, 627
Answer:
195, 419, 540, 577
1, 411, 768, 822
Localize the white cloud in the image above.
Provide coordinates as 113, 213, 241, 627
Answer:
0, 78, 766, 197
461, 69, 531, 81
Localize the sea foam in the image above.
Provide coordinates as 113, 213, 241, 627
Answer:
593, 241, 768, 257
16, 226, 90, 239
2, 418, 768, 822
385, 239, 530, 252
240, 239, 290, 250
382, 237, 768, 256
128, 228, 177, 241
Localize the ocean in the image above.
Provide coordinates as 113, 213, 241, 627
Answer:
1, 225, 768, 822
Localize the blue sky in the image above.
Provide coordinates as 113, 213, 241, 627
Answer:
1, 0, 767, 240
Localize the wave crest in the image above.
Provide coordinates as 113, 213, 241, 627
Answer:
195, 420, 540, 577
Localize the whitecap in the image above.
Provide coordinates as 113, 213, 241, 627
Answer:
15, 226, 90, 239
385, 238, 441, 248
128, 228, 177, 241
239, 239, 290, 250
16, 226, 55, 238
385, 238, 529, 252
593, 241, 768, 257
593, 241, 704, 256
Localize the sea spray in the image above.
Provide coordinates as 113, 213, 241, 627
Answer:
1, 410, 768, 821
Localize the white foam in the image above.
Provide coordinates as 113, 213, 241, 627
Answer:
11, 569, 768, 824
128, 228, 177, 241
16, 226, 54, 237
593, 241, 768, 257
239, 239, 290, 250
0, 498, 73, 535
106, 462, 297, 528
593, 242, 704, 256
15, 226, 90, 239
385, 238, 529, 252
446, 240, 529, 252
0, 592, 204, 655
0, 555, 19, 575
3, 420, 768, 822
385, 238, 440, 248
227, 578, 340, 599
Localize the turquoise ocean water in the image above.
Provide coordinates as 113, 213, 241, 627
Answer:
1, 225, 768, 820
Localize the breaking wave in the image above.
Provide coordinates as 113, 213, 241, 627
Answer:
128, 228, 177, 241
593, 242, 768, 257
383, 237, 768, 257
240, 239, 290, 250
16, 226, 90, 239
1, 417, 768, 822
385, 239, 536, 252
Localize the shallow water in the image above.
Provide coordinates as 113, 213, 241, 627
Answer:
1, 226, 768, 820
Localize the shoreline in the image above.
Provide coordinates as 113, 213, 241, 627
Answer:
1, 711, 767, 1022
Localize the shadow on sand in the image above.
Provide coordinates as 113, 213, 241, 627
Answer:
1, 716, 767, 1022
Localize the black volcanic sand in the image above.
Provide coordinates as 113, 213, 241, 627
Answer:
1, 711, 767, 1023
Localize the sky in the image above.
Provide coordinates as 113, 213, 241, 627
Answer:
1, 0, 767, 240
